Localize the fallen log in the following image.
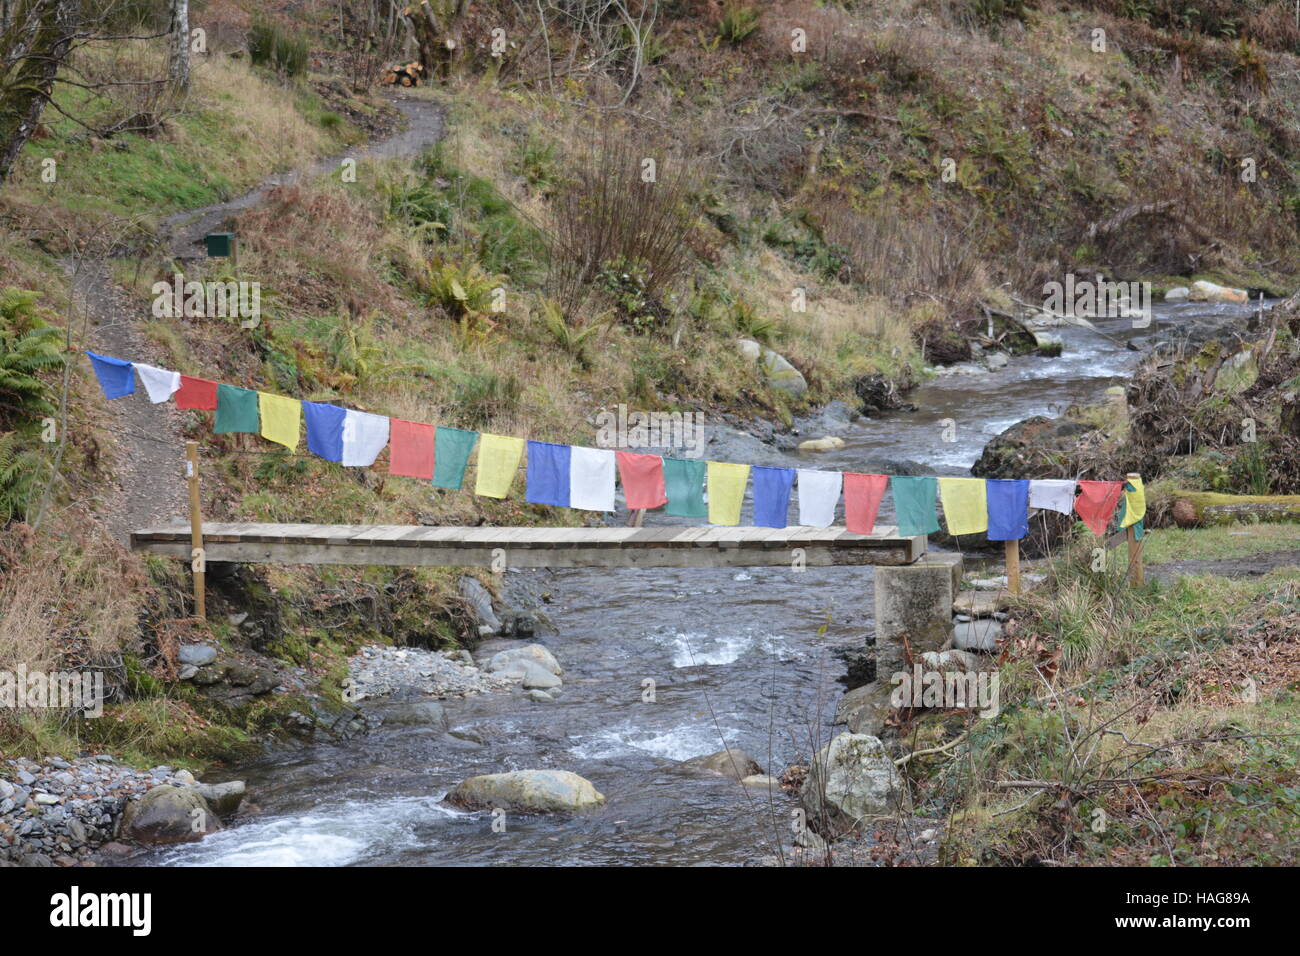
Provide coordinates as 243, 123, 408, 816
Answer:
1170, 490, 1300, 527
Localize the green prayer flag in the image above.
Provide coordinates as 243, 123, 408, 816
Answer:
214, 384, 259, 434
890, 475, 940, 537
663, 457, 706, 518
433, 426, 478, 489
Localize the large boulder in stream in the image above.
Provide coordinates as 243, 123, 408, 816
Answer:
447, 770, 605, 813
679, 748, 763, 781
800, 733, 900, 838
120, 785, 221, 845
971, 415, 1098, 479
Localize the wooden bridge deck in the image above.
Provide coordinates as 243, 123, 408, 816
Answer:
130, 523, 926, 568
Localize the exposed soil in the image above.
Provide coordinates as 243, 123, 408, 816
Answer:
1149, 550, 1300, 584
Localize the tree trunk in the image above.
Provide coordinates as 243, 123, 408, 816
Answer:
1170, 490, 1300, 527
168, 0, 190, 91
0, 0, 79, 183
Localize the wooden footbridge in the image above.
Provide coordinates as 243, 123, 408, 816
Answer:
130, 522, 927, 569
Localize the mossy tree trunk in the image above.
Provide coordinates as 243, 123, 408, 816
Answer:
1171, 490, 1300, 527
0, 0, 78, 183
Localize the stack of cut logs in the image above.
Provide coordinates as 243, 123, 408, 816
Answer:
381, 61, 425, 86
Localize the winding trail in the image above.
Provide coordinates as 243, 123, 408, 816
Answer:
78, 94, 446, 544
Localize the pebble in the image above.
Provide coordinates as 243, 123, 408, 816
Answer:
347, 645, 514, 701
0, 755, 183, 865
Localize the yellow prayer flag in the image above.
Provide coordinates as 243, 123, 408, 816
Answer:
258, 392, 300, 451
706, 461, 750, 526
1120, 476, 1146, 528
475, 433, 525, 499
937, 477, 988, 536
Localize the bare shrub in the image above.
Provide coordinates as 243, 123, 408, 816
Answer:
809, 189, 990, 310
546, 119, 700, 317
69, 39, 178, 137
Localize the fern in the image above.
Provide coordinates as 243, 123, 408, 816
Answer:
0, 431, 50, 523
0, 288, 65, 431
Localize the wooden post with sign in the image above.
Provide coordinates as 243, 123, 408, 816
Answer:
186, 441, 205, 618
1126, 472, 1144, 587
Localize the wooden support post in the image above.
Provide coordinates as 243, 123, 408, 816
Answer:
1005, 538, 1021, 596
1126, 472, 1144, 587
626, 508, 645, 528
186, 441, 205, 618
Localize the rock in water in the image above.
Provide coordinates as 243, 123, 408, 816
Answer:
375, 699, 450, 731
1164, 286, 1190, 302
447, 770, 605, 813
1188, 279, 1248, 304
679, 748, 763, 781
485, 644, 562, 677
797, 436, 845, 453
192, 781, 247, 818
120, 785, 221, 845
800, 733, 900, 837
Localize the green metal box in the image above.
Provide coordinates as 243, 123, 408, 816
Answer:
204, 232, 234, 257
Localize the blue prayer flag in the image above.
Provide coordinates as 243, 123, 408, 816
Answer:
86, 352, 135, 399
303, 401, 346, 462
526, 440, 571, 508
986, 479, 1030, 541
751, 465, 795, 528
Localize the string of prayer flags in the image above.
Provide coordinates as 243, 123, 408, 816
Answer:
526, 441, 570, 508
475, 433, 525, 499
706, 461, 750, 526
751, 466, 795, 528
986, 479, 1030, 541
214, 384, 259, 434
341, 410, 389, 467
388, 419, 435, 479
1074, 480, 1124, 535
570, 447, 616, 512
176, 375, 218, 410
303, 401, 346, 462
1120, 476, 1145, 529
797, 469, 842, 527
1028, 479, 1077, 515
938, 477, 988, 537
663, 457, 707, 518
433, 426, 478, 489
891, 475, 940, 537
87, 352, 135, 399
615, 452, 667, 510
134, 364, 180, 404
843, 473, 887, 535
258, 392, 300, 451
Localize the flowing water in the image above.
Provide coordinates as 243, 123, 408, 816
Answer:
149, 300, 1259, 867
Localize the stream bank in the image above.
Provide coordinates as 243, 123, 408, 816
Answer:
120, 298, 1269, 867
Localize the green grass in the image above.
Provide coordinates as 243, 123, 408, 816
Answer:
1143, 525, 1300, 565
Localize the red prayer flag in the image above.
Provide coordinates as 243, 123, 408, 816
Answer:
844, 473, 888, 535
388, 419, 435, 479
175, 375, 218, 410
1074, 480, 1124, 535
615, 451, 667, 510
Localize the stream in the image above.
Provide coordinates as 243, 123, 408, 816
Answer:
140, 298, 1261, 867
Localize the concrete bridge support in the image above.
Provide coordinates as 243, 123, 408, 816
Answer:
837, 554, 962, 737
